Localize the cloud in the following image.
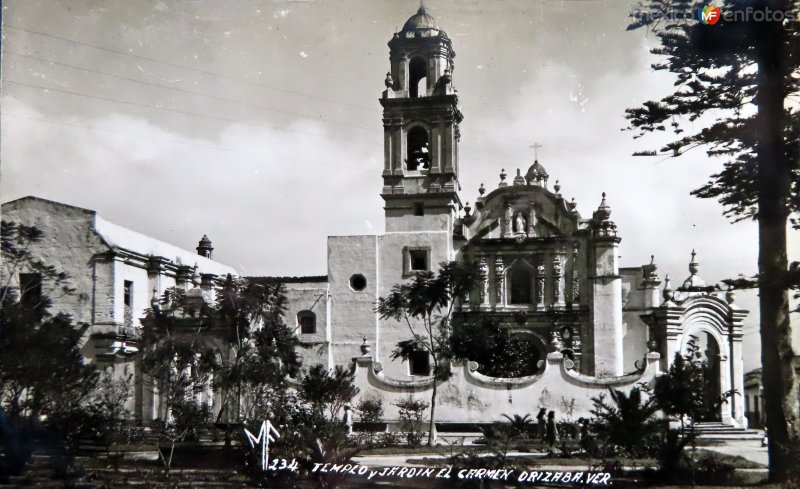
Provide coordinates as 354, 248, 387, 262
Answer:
1, 96, 382, 277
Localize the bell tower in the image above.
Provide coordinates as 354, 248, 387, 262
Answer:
380, 5, 462, 231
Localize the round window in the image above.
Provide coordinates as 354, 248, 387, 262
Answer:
350, 274, 367, 291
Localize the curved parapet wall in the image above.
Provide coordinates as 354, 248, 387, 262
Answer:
352, 352, 661, 423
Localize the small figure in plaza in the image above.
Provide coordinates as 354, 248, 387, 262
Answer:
536, 407, 547, 440
343, 404, 353, 435
545, 410, 558, 447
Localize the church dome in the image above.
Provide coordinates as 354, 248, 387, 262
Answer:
402, 6, 441, 33
525, 160, 549, 184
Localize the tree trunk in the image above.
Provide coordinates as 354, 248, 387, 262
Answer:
428, 379, 437, 447
755, 1, 799, 482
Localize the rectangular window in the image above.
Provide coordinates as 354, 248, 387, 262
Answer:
413, 202, 425, 216
754, 395, 759, 415
19, 273, 42, 306
409, 250, 428, 271
745, 395, 750, 413
409, 350, 431, 376
123, 280, 133, 307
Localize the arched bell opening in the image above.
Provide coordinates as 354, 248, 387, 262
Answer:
409, 56, 427, 97
406, 126, 430, 171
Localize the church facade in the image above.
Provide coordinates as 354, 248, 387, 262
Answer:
279, 7, 749, 427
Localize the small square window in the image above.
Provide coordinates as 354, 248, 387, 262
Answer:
409, 250, 428, 271
413, 203, 425, 216
409, 350, 431, 376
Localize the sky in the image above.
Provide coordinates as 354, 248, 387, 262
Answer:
1, 0, 798, 372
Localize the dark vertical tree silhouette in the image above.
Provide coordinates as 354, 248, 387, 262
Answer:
626, 0, 799, 481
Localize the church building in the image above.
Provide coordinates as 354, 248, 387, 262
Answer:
277, 6, 749, 428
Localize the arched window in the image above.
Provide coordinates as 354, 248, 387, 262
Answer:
406, 126, 430, 171
409, 56, 427, 97
509, 267, 532, 305
297, 310, 316, 334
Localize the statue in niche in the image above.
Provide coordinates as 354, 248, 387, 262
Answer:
513, 212, 527, 234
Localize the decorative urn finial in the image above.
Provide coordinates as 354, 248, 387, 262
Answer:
360, 337, 371, 355
689, 249, 699, 275
478, 182, 486, 195
498, 169, 508, 187
384, 72, 393, 89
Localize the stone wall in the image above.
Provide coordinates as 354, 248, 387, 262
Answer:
351, 351, 661, 424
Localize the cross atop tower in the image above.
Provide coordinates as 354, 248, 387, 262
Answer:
530, 142, 543, 160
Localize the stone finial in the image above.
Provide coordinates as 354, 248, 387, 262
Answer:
360, 337, 371, 355
662, 274, 673, 302
553, 180, 561, 194
567, 197, 577, 212
513, 168, 525, 186
478, 182, 486, 195
384, 71, 394, 89
498, 168, 508, 187
682, 249, 706, 289
643, 255, 660, 285
464, 202, 472, 217
595, 192, 611, 221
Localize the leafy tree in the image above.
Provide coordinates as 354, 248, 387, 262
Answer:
376, 261, 483, 446
0, 221, 98, 478
212, 277, 301, 424
653, 336, 718, 427
394, 397, 429, 448
625, 0, 799, 481
590, 386, 661, 457
245, 366, 361, 489
300, 364, 359, 420
450, 318, 541, 378
88, 367, 134, 459
652, 336, 731, 481
140, 287, 217, 475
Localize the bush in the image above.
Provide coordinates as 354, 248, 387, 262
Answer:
357, 398, 384, 423
395, 397, 428, 448
694, 453, 735, 485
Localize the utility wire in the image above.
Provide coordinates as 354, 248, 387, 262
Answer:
5, 27, 595, 158
5, 79, 381, 148
4, 24, 378, 113
5, 50, 375, 132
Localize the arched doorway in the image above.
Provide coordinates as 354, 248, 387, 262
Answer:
682, 331, 723, 422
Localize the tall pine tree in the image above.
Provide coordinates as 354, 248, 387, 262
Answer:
626, 0, 799, 482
